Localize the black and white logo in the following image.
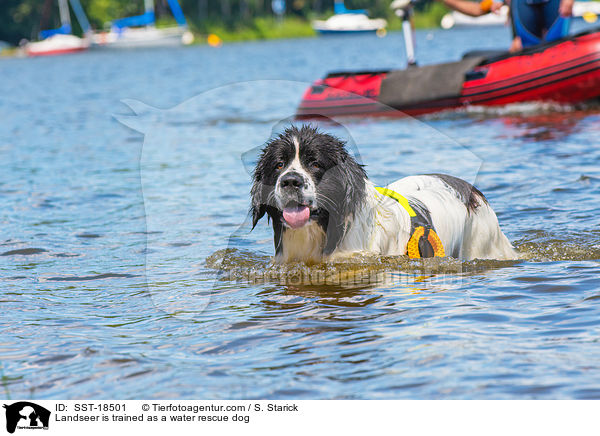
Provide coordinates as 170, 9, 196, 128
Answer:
3, 402, 50, 434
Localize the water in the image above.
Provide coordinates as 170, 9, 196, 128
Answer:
2, 24, 600, 400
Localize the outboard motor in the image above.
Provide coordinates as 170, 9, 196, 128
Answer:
391, 0, 418, 66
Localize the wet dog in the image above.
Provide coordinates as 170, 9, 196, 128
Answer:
251, 125, 516, 263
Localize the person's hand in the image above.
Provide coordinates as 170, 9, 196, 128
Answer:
559, 0, 574, 17
509, 36, 523, 53
491, 1, 504, 13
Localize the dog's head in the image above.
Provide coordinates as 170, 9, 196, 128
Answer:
251, 125, 366, 260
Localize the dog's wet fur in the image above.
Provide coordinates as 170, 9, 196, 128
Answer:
251, 125, 366, 256
251, 125, 516, 263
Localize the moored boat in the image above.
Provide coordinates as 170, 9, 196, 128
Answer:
312, 0, 387, 35
93, 26, 191, 49
25, 33, 89, 56
312, 14, 387, 35
24, 0, 91, 57
91, 0, 193, 49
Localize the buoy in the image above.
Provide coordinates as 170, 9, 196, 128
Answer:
182, 31, 194, 45
441, 13, 455, 29
207, 33, 222, 47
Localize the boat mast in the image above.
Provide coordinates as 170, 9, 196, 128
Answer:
58, 0, 72, 33
69, 0, 91, 34
166, 0, 188, 27
144, 0, 155, 27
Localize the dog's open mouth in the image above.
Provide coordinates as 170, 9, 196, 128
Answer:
281, 201, 326, 229
282, 201, 311, 229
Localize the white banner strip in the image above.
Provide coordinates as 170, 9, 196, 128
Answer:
1, 400, 598, 436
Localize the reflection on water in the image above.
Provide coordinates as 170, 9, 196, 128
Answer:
207, 248, 466, 291
495, 108, 598, 142
206, 224, 600, 289
2, 25, 600, 400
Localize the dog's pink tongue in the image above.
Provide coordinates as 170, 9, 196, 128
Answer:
283, 206, 310, 228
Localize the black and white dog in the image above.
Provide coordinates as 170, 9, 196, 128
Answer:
251, 125, 516, 263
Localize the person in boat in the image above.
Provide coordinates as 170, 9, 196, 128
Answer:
441, 0, 505, 16
392, 0, 505, 18
508, 0, 574, 51
391, 0, 504, 66
437, 0, 573, 52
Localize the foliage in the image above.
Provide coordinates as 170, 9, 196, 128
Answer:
199, 17, 316, 42
412, 2, 450, 29
0, 1, 43, 43
0, 0, 455, 46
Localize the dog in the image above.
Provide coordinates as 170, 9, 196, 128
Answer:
251, 125, 516, 263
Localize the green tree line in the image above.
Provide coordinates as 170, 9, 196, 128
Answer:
0, 0, 408, 45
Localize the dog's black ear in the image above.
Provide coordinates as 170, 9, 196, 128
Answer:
250, 179, 268, 230
323, 217, 345, 255
318, 152, 366, 255
251, 204, 266, 230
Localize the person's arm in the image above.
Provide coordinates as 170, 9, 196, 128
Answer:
559, 0, 574, 16
442, 0, 501, 16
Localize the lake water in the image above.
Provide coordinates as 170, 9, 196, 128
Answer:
2, 23, 600, 400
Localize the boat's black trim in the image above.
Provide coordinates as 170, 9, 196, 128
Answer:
298, 101, 384, 111
463, 56, 600, 99
468, 64, 600, 103
378, 56, 485, 109
464, 52, 600, 88
325, 70, 390, 78
463, 49, 507, 60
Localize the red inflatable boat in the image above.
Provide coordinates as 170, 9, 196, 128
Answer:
297, 27, 600, 118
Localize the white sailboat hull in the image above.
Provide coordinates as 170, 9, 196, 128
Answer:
25, 34, 89, 56
313, 14, 387, 34
92, 26, 191, 49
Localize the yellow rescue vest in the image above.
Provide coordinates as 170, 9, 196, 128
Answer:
375, 186, 445, 259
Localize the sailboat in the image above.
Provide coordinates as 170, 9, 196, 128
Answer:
92, 0, 193, 49
25, 0, 91, 56
312, 0, 387, 35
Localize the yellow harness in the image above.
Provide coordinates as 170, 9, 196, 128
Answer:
375, 186, 445, 259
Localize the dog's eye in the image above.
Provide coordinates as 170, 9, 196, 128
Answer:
275, 162, 285, 170
311, 162, 320, 170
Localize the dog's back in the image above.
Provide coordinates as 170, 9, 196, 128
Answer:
383, 175, 516, 260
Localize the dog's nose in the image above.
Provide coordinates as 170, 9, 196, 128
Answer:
280, 172, 305, 189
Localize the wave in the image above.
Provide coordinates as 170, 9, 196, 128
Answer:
206, 231, 600, 287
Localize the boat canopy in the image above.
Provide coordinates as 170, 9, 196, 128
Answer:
69, 0, 91, 33
112, 11, 155, 29
334, 0, 367, 15
40, 24, 71, 39
39, 0, 90, 39
112, 0, 187, 29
